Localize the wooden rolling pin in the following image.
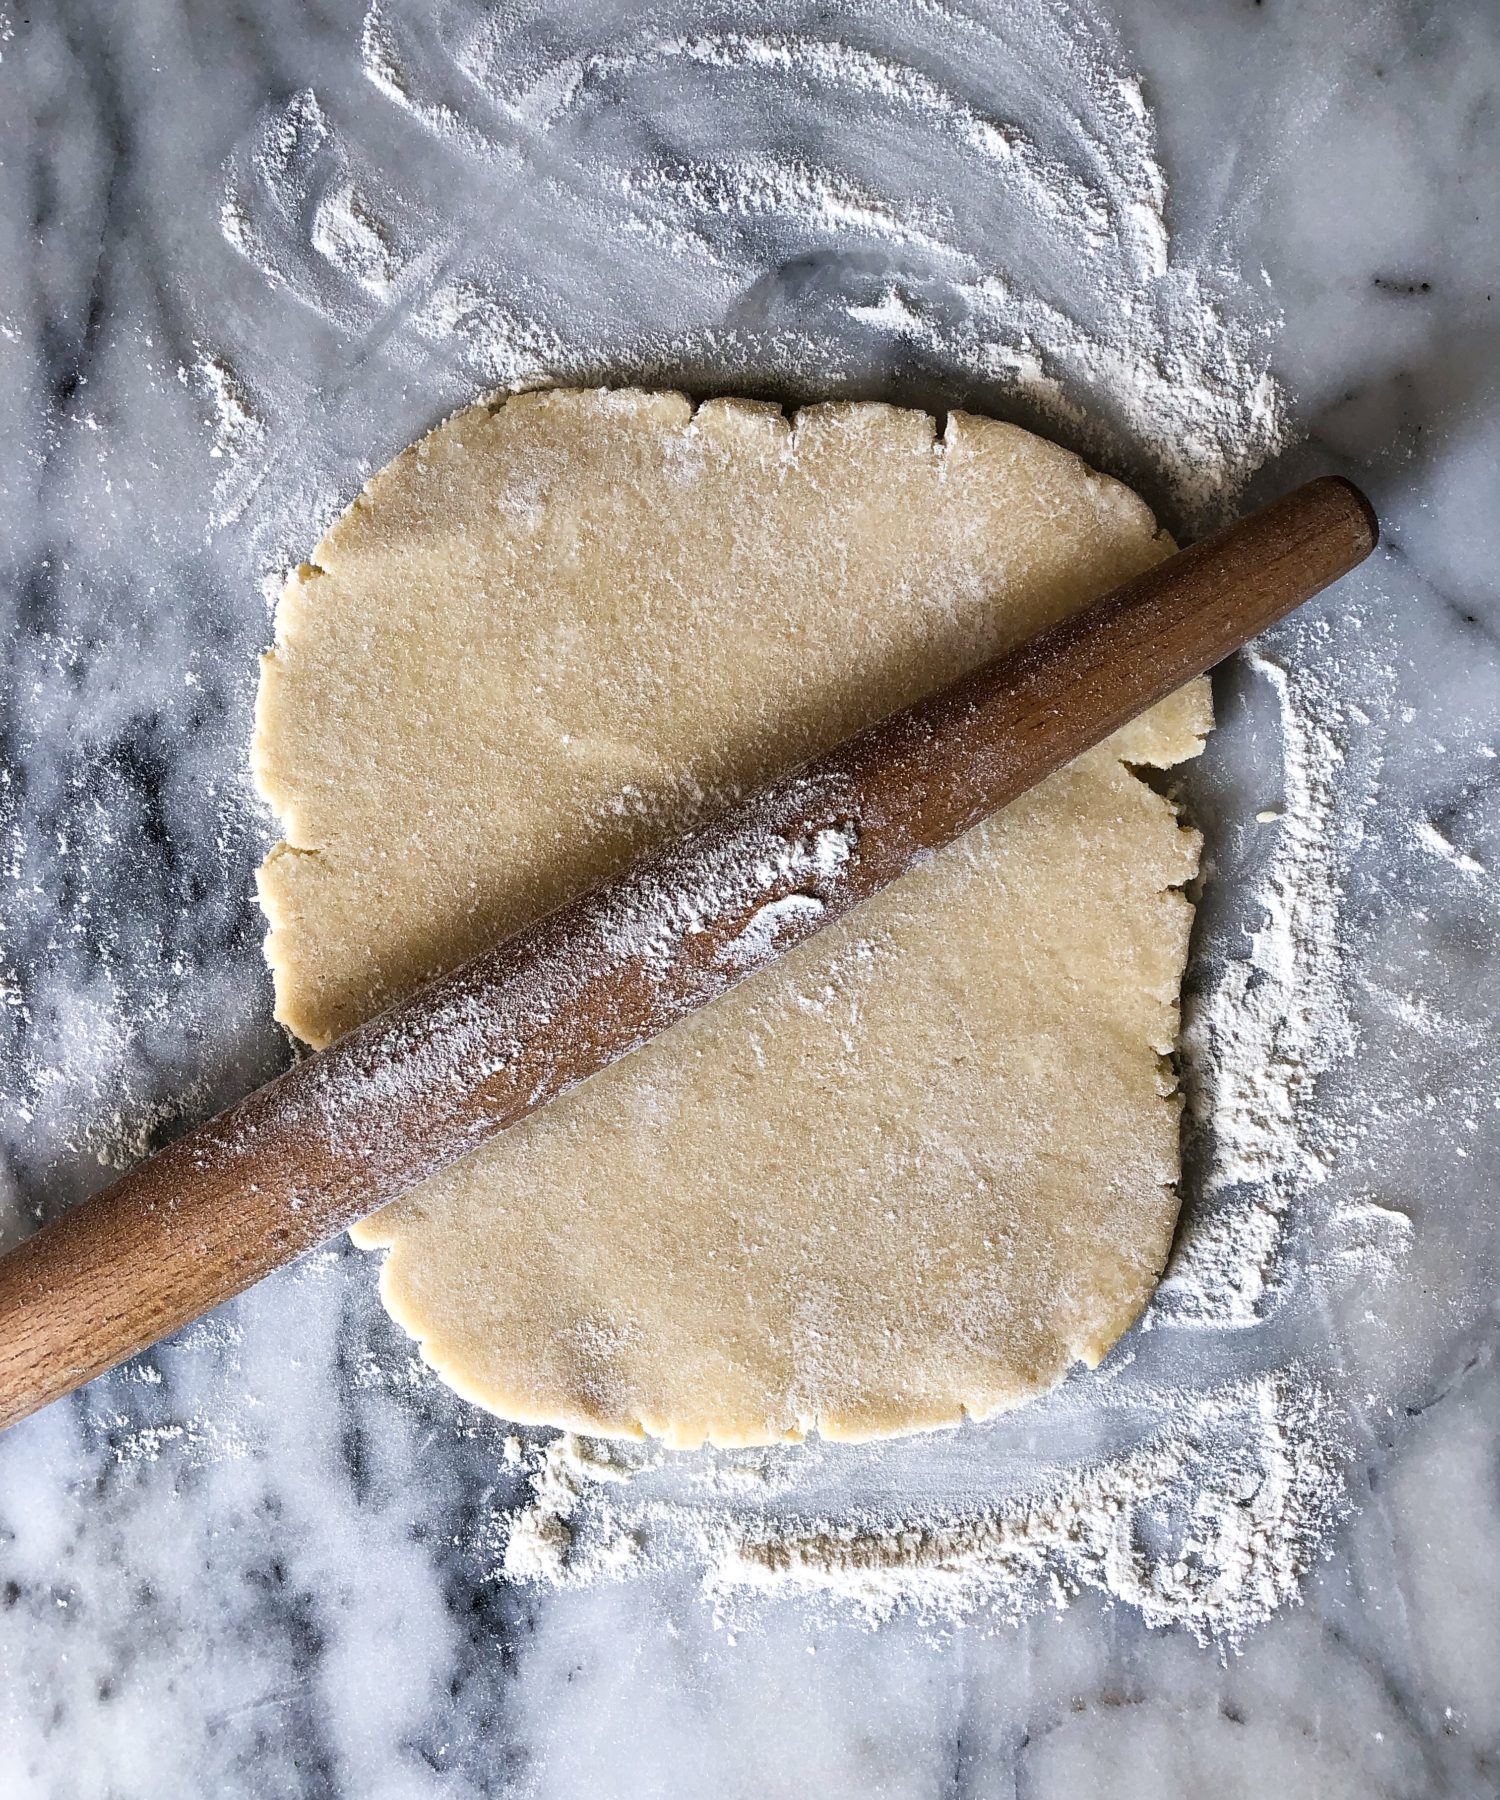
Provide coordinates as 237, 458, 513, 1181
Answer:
0, 476, 1378, 1430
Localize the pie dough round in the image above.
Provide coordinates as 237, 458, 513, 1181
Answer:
252, 388, 1209, 1447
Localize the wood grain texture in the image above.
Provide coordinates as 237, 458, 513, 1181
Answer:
0, 477, 1378, 1430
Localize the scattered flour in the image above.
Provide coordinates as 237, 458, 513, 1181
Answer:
504, 1434, 647, 1583
162, 0, 1410, 1643
95, 1410, 251, 1470
409, 280, 571, 389
496, 1376, 1347, 1647
1310, 1198, 1415, 1290
182, 352, 264, 465
1414, 818, 1486, 875
309, 180, 401, 297
1191, 651, 1357, 1193
176, 350, 267, 530
723, 893, 828, 967
712, 1376, 1343, 1644
214, 0, 1292, 593
1161, 648, 1368, 1327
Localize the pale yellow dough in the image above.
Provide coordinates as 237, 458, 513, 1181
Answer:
253, 388, 1210, 1448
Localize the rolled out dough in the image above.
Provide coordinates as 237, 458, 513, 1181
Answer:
253, 388, 1210, 1448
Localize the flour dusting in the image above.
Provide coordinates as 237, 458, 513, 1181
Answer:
1161, 647, 1373, 1328
712, 1376, 1342, 1644
211, 0, 1293, 595
1414, 818, 1486, 875
504, 1434, 647, 1583
496, 1375, 1346, 1648
187, 0, 1380, 1645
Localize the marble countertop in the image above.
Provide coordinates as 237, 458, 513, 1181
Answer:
2, 1, 1498, 1794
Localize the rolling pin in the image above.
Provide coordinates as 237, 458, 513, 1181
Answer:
0, 477, 1378, 1430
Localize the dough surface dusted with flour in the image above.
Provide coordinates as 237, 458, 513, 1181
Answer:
253, 388, 1210, 1447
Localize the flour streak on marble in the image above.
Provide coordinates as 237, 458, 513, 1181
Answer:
1, 0, 1498, 1795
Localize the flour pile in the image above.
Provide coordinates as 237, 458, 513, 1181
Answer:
493, 1372, 1346, 1645
1161, 648, 1367, 1326
714, 1377, 1340, 1639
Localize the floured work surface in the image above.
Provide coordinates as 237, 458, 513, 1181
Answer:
253, 388, 1210, 1447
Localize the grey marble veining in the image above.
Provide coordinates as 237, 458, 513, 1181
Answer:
2, 1, 1499, 1795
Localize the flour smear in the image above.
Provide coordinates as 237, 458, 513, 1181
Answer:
199, 0, 1399, 1644
211, 0, 1295, 581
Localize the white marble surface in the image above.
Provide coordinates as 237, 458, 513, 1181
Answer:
2, 1, 1499, 1795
